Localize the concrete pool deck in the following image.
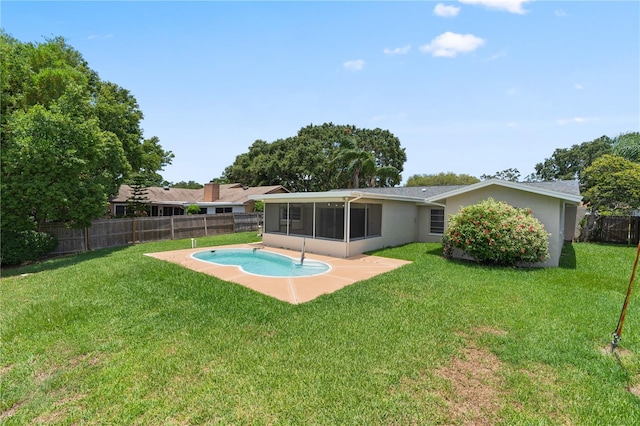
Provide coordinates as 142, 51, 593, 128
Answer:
145, 243, 411, 304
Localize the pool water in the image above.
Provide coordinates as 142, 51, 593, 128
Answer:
191, 248, 331, 277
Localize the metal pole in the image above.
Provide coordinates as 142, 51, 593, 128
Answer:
612, 242, 640, 351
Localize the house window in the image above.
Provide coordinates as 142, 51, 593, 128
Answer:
367, 204, 382, 237
215, 207, 233, 214
163, 206, 185, 216
282, 205, 302, 222
316, 203, 345, 240
265, 203, 285, 233
264, 201, 376, 242
288, 204, 313, 236
264, 203, 314, 236
350, 203, 382, 240
430, 209, 445, 234
115, 205, 126, 217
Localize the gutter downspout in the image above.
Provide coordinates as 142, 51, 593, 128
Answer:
345, 192, 364, 258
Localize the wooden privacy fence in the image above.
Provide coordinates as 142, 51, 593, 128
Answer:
582, 215, 640, 245
42, 213, 263, 255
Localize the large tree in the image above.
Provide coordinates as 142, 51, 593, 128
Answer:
0, 32, 173, 231
406, 172, 480, 186
1, 90, 130, 230
581, 154, 640, 213
612, 131, 640, 163
532, 135, 613, 181
480, 168, 521, 182
172, 181, 204, 189
221, 123, 406, 190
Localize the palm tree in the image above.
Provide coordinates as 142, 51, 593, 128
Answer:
331, 137, 376, 189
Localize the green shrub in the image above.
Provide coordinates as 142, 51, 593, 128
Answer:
445, 198, 549, 266
1, 230, 58, 266
186, 204, 201, 215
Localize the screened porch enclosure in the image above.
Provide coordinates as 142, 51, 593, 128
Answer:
264, 202, 382, 241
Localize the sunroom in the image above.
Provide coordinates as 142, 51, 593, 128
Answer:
249, 191, 437, 258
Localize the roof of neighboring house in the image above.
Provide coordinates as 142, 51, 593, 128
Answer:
111, 183, 288, 205
211, 184, 289, 205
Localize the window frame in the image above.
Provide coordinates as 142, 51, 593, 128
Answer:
429, 208, 445, 235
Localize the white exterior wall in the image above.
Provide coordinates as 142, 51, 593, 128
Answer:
444, 186, 565, 267
418, 206, 446, 243
375, 200, 419, 251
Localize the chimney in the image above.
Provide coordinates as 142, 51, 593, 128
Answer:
204, 183, 220, 201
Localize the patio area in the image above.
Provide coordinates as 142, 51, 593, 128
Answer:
145, 243, 411, 304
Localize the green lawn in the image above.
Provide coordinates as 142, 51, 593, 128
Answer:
2, 233, 639, 424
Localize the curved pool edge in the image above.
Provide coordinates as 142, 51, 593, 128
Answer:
145, 244, 411, 304
189, 247, 332, 278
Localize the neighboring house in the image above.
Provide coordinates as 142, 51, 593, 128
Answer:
110, 183, 289, 217
248, 179, 582, 267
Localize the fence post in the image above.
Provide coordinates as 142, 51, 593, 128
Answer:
85, 227, 91, 251
204, 216, 208, 236
171, 216, 175, 240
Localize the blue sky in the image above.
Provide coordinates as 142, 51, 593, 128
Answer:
3, 1, 639, 185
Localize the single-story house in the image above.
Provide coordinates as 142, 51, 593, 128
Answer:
248, 179, 582, 267
110, 183, 288, 217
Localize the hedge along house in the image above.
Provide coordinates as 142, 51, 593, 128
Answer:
110, 183, 288, 217
248, 179, 582, 267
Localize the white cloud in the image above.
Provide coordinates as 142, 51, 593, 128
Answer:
554, 9, 567, 17
574, 83, 584, 90
419, 32, 485, 58
434, 3, 461, 17
343, 59, 365, 72
459, 0, 531, 15
556, 116, 599, 125
383, 45, 411, 55
485, 50, 507, 61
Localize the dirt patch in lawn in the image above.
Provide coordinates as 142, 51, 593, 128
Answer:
393, 328, 508, 425
435, 341, 505, 426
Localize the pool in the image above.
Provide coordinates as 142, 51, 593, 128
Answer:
191, 248, 331, 278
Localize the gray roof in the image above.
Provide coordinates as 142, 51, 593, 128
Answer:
340, 180, 581, 198
351, 185, 468, 198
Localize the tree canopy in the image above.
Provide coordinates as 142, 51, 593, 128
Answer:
612, 131, 640, 163
171, 181, 204, 189
221, 123, 406, 191
580, 154, 640, 213
481, 168, 522, 182
531, 135, 613, 181
406, 172, 479, 186
0, 32, 173, 231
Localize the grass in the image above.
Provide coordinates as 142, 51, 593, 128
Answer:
1, 232, 640, 424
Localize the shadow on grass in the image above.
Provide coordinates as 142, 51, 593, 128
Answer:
424, 245, 444, 257
0, 245, 130, 278
424, 242, 561, 272
559, 242, 577, 270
